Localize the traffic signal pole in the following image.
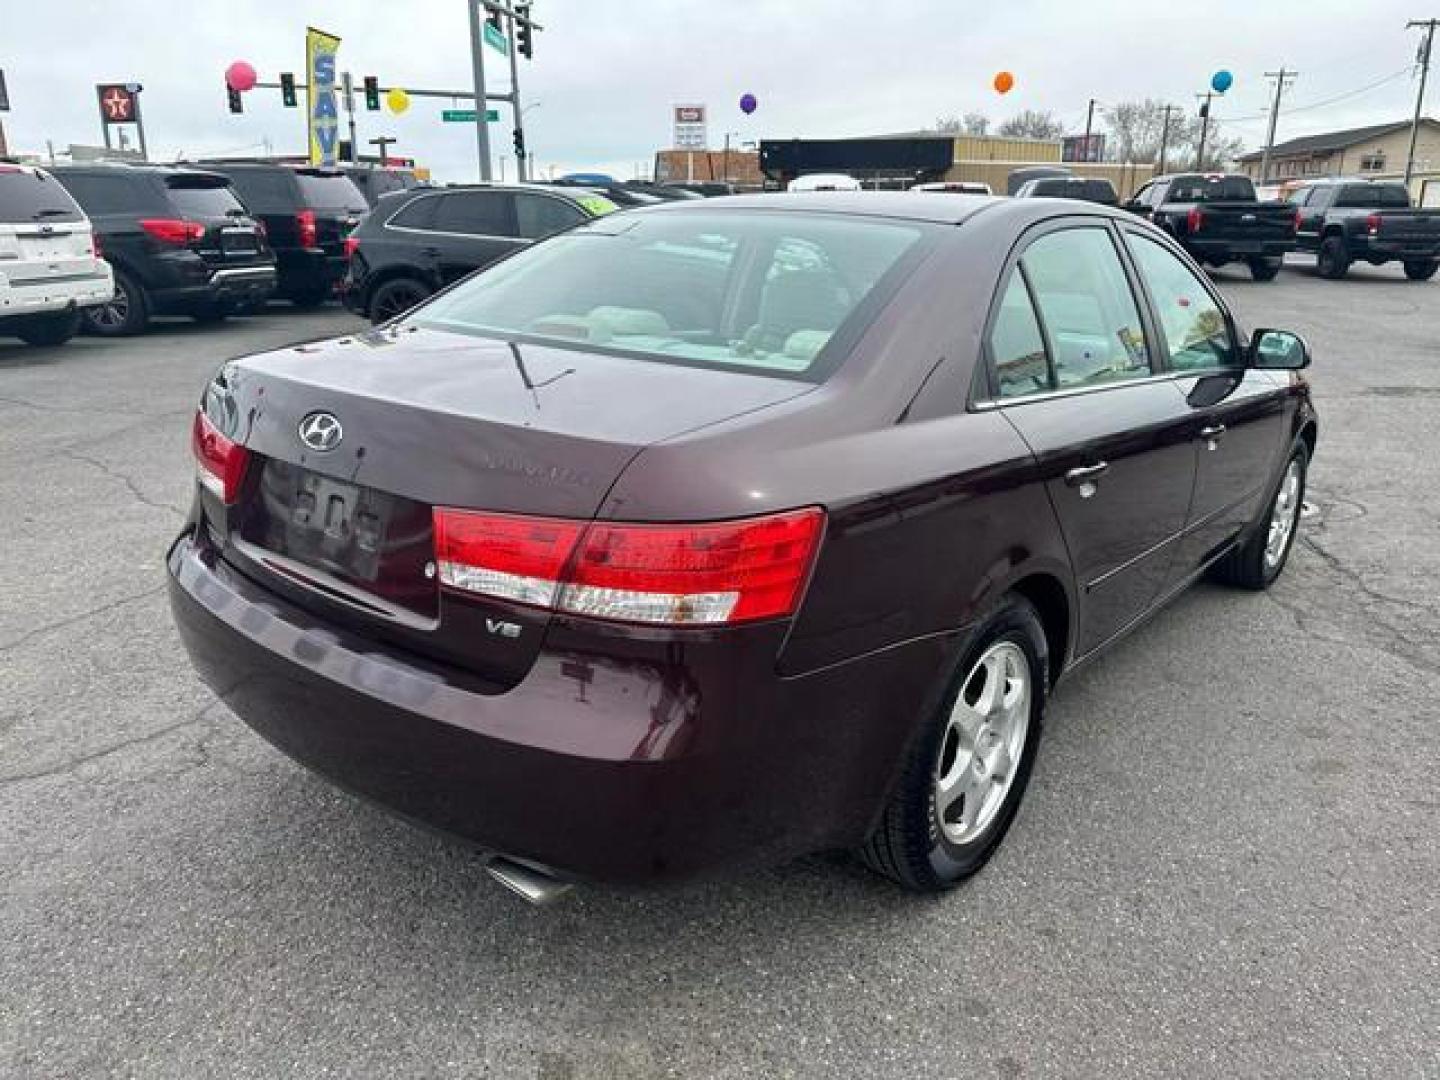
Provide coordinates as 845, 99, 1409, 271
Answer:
467, 0, 495, 181
504, 9, 526, 181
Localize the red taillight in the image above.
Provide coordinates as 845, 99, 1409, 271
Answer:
90, 231, 103, 258
1366, 213, 1382, 234
1187, 206, 1205, 233
140, 218, 205, 246
1293, 208, 1302, 231
432, 507, 825, 626
343, 235, 360, 259
191, 410, 250, 505
296, 209, 318, 248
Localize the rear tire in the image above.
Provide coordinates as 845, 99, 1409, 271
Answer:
1403, 258, 1438, 281
83, 270, 149, 336
1210, 440, 1309, 591
859, 595, 1047, 892
368, 277, 432, 324
15, 308, 81, 346
1248, 257, 1283, 282
1317, 236, 1350, 280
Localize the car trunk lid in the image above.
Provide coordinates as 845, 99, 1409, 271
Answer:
206, 326, 814, 686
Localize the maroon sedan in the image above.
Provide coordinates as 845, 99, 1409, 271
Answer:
170, 193, 1317, 899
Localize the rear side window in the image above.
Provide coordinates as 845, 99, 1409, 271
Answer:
50, 173, 152, 215
988, 273, 1051, 399
515, 194, 586, 240
1019, 227, 1151, 390
432, 191, 515, 236
295, 173, 366, 212
1126, 233, 1236, 371
166, 179, 245, 218
0, 169, 85, 223
387, 194, 438, 230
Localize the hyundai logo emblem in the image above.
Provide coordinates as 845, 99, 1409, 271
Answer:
298, 411, 344, 452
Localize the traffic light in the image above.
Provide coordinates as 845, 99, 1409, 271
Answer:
513, 127, 526, 158
363, 76, 380, 111
227, 82, 243, 114
280, 72, 297, 108
1199, 100, 1210, 119
516, 4, 533, 59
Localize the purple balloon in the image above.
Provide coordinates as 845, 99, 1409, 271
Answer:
739, 93, 758, 115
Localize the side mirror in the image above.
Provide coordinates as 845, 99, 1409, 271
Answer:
1249, 328, 1311, 370
1125, 200, 1152, 216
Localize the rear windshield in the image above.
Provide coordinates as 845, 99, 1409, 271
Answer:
1336, 184, 1411, 209
0, 169, 85, 223
295, 172, 367, 212
408, 210, 932, 380
166, 178, 246, 218
1168, 176, 1257, 202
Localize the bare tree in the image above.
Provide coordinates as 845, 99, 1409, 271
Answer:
997, 110, 1065, 140
933, 112, 991, 136
1103, 99, 1249, 169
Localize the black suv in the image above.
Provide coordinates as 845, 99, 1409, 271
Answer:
48, 164, 276, 335
1013, 176, 1120, 206
342, 184, 617, 323
196, 162, 366, 305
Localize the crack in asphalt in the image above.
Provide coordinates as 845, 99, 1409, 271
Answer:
0, 698, 226, 787
0, 584, 165, 655
57, 446, 187, 519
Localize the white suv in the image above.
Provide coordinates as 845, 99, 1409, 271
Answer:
0, 163, 113, 345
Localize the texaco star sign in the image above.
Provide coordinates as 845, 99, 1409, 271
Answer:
102, 87, 133, 122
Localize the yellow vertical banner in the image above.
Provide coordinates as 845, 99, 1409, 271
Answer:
305, 27, 342, 166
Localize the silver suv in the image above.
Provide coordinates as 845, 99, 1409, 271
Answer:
0, 164, 113, 345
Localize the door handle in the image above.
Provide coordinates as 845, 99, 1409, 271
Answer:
1064, 462, 1110, 486
1199, 423, 1227, 445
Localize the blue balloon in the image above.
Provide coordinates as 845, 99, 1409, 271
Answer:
740, 93, 758, 115
1211, 70, 1234, 94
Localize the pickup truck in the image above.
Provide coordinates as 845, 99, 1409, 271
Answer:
1289, 178, 1440, 280
1125, 173, 1297, 281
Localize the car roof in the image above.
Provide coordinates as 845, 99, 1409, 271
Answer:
48, 161, 216, 179
652, 191, 1006, 224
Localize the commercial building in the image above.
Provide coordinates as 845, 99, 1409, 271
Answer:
652, 148, 763, 188
1235, 118, 1440, 204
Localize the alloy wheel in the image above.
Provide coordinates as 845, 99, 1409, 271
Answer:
374, 284, 426, 322
934, 641, 1031, 846
90, 285, 130, 331
1265, 459, 1302, 569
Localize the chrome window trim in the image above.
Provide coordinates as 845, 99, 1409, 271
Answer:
381, 189, 590, 244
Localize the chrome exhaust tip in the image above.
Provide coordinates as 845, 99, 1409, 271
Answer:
485, 856, 574, 906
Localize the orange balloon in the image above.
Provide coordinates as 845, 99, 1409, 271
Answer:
994, 71, 1015, 94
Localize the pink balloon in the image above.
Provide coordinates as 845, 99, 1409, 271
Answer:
225, 61, 257, 93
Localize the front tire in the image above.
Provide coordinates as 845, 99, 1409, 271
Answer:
1403, 258, 1438, 281
15, 308, 81, 346
1211, 441, 1309, 590
83, 270, 149, 336
1317, 236, 1350, 280
368, 277, 432, 324
860, 595, 1047, 891
1249, 256, 1283, 281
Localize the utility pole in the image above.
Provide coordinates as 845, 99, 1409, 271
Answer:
504, 9, 527, 181
467, 0, 495, 181
1195, 92, 1215, 169
1405, 19, 1439, 187
1259, 68, 1298, 184
369, 136, 396, 165
1157, 104, 1181, 174
1082, 98, 1097, 162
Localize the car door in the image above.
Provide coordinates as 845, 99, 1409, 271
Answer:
1121, 226, 1290, 580
1291, 185, 1323, 252
987, 221, 1198, 655
514, 192, 587, 242
429, 190, 523, 284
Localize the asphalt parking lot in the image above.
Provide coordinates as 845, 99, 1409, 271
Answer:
3, 258, 1437, 1079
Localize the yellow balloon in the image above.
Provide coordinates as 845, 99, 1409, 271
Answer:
387, 88, 410, 115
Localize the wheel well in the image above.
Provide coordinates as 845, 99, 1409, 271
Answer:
1298, 420, 1318, 460
364, 266, 433, 311
1009, 573, 1070, 685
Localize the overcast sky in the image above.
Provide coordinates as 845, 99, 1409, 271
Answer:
1, 0, 1433, 181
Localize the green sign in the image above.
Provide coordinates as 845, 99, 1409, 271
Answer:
483, 21, 508, 55
442, 109, 499, 123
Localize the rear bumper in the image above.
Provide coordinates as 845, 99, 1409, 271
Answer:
151, 265, 278, 312
167, 530, 956, 885
1183, 238, 1295, 262
0, 264, 113, 319
1353, 239, 1440, 262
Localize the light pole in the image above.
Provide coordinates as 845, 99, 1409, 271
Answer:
723, 131, 741, 184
